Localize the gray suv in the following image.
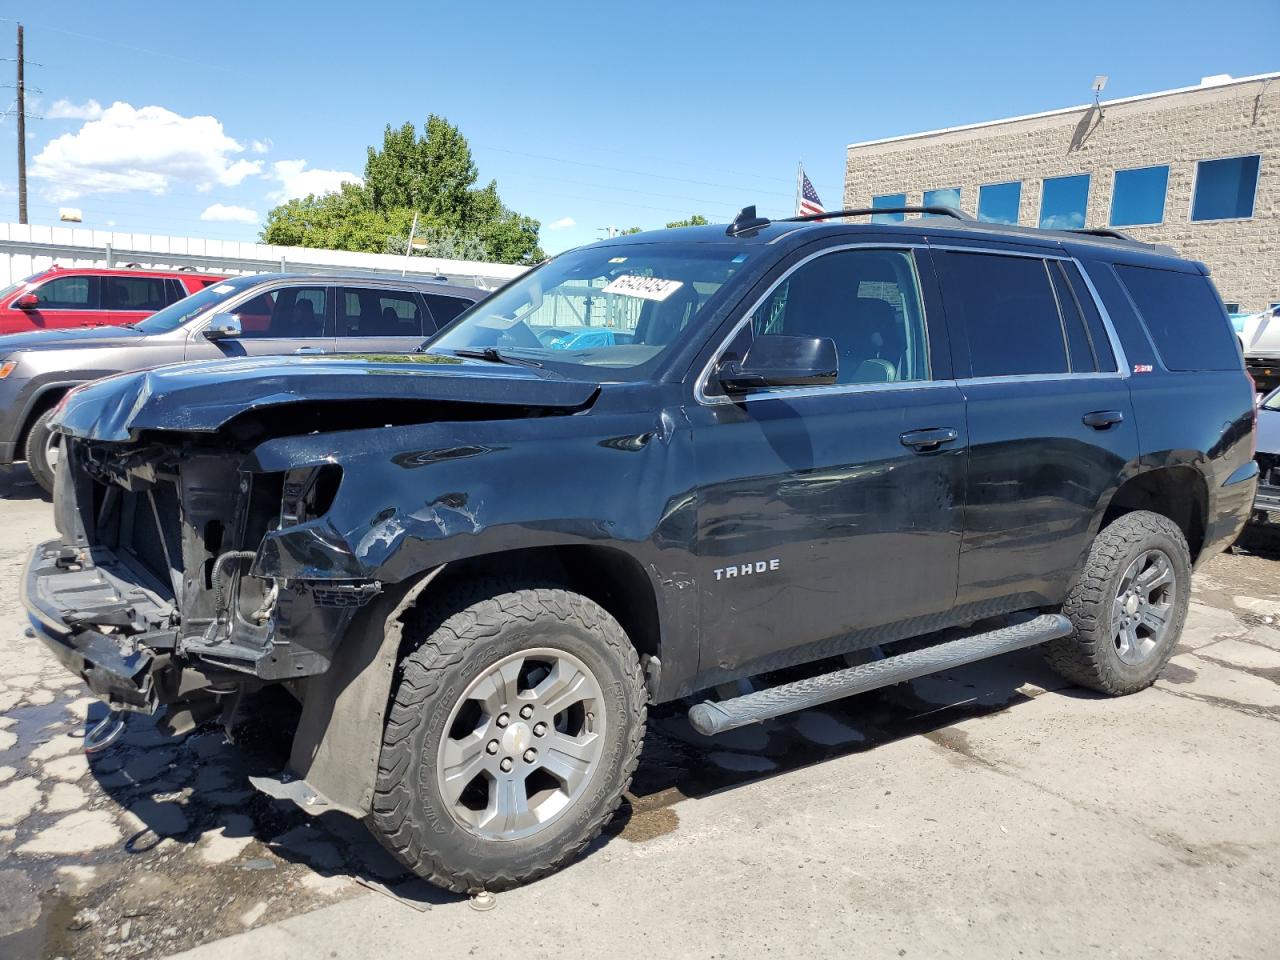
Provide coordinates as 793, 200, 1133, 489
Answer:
0, 272, 482, 492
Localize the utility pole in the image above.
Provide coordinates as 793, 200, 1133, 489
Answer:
16, 23, 26, 224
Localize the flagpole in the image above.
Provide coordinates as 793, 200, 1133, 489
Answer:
795, 161, 803, 217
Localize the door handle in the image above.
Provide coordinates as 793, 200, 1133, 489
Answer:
1082, 410, 1124, 430
294, 346, 326, 355
900, 427, 959, 452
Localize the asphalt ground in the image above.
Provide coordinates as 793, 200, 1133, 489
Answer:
0, 461, 1276, 959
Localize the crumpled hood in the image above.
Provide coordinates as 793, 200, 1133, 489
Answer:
0, 324, 146, 355
54, 353, 600, 442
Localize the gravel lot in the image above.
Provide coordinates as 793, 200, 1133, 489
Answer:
0, 461, 1277, 960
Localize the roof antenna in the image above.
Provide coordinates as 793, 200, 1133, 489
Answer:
727, 205, 771, 237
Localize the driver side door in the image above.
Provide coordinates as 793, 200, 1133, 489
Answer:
688, 243, 968, 676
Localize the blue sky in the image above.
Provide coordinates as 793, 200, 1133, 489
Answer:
2, 0, 1277, 255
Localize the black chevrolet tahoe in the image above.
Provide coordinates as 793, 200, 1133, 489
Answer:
21, 206, 1258, 892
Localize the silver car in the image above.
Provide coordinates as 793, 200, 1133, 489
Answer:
0, 272, 481, 493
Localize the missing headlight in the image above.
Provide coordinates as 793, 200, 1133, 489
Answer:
280, 464, 343, 527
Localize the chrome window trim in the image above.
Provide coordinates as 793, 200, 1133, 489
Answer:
693, 241, 1135, 406
692, 242, 930, 407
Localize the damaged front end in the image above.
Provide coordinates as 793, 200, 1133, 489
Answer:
23, 435, 379, 732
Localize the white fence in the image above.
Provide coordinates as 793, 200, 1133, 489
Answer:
0, 222, 530, 290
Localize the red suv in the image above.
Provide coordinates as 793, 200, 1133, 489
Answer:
0, 266, 228, 334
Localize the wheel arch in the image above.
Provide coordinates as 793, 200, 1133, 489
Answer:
1099, 464, 1209, 563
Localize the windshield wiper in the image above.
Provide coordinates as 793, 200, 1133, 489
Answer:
451, 347, 544, 369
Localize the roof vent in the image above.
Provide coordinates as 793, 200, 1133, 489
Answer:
1200, 74, 1233, 86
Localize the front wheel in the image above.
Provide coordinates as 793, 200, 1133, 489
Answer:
1045, 510, 1191, 695
23, 407, 60, 496
370, 585, 646, 892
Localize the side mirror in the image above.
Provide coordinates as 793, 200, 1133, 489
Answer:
14, 293, 38, 310
717, 334, 838, 393
203, 313, 242, 340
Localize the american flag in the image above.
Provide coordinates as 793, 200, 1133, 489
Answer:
798, 170, 824, 217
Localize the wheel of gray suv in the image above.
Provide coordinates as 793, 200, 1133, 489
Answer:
23, 407, 60, 496
370, 583, 646, 892
1044, 510, 1191, 695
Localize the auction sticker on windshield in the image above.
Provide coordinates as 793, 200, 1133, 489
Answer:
602, 274, 684, 302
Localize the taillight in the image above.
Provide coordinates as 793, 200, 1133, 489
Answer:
1246, 369, 1257, 457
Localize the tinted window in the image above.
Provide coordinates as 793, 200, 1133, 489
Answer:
338, 288, 422, 337
1191, 155, 1260, 222
36, 276, 93, 308
103, 276, 167, 311
978, 182, 1021, 225
1110, 165, 1169, 227
1039, 173, 1090, 229
871, 193, 907, 224
1049, 262, 1096, 372
934, 252, 1067, 377
740, 249, 929, 385
1114, 265, 1239, 371
236, 286, 327, 339
1061, 262, 1117, 372
423, 293, 472, 329
923, 187, 961, 218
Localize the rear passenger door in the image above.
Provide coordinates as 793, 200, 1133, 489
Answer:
335, 285, 429, 355
930, 246, 1138, 610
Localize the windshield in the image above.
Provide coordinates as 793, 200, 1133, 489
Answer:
428, 244, 748, 379
135, 275, 262, 334
1263, 388, 1280, 412
0, 273, 39, 301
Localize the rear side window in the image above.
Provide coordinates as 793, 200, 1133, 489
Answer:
338, 287, 423, 337
1113, 265, 1238, 371
933, 251, 1068, 377
103, 276, 168, 311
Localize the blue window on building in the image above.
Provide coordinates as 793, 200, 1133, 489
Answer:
923, 187, 961, 218
871, 193, 907, 223
978, 181, 1021, 224
1191, 155, 1260, 222
1110, 165, 1169, 227
1039, 173, 1090, 229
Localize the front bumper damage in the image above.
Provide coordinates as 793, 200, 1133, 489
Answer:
21, 436, 382, 721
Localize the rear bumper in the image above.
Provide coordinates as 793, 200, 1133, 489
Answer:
21, 539, 159, 710
1245, 357, 1280, 391
1254, 485, 1280, 523
1200, 462, 1258, 564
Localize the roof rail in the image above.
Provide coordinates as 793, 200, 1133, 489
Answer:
781, 205, 975, 224
1065, 227, 1138, 242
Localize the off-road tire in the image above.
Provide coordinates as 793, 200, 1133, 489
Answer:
23, 407, 58, 496
370, 583, 646, 892
1044, 510, 1191, 695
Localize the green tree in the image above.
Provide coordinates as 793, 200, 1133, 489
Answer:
665, 214, 709, 228
618, 226, 644, 235
261, 115, 543, 264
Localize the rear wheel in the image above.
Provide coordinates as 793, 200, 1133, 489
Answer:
23, 407, 60, 496
370, 584, 646, 892
1045, 510, 1191, 695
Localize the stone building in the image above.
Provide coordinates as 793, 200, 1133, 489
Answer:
843, 73, 1280, 313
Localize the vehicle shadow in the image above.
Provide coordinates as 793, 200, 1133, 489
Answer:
1235, 525, 1280, 561
0, 463, 48, 502
78, 641, 1092, 900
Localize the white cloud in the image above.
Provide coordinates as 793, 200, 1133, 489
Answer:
200, 203, 259, 224
47, 98, 104, 121
250, 139, 271, 154
268, 159, 362, 201
31, 101, 262, 201
548, 216, 576, 231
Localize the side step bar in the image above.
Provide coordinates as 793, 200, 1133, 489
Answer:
688, 614, 1072, 736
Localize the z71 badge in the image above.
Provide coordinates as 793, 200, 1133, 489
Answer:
713, 558, 781, 581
